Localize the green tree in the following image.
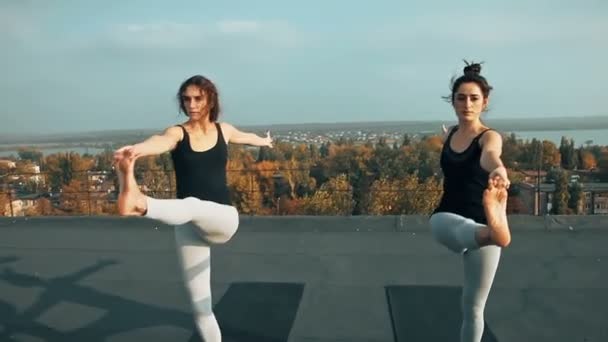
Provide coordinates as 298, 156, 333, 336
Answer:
597, 148, 608, 181
501, 133, 522, 169
559, 137, 577, 170
551, 170, 570, 214
401, 133, 412, 147
568, 182, 583, 214
377, 137, 388, 148
319, 142, 331, 157
17, 148, 43, 164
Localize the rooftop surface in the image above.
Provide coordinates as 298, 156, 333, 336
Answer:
1, 215, 607, 342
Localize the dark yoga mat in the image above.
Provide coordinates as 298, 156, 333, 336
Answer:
386, 285, 498, 342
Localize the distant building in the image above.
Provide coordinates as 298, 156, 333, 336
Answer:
517, 182, 608, 215
586, 194, 608, 214
87, 171, 112, 191
518, 170, 548, 183
30, 165, 43, 184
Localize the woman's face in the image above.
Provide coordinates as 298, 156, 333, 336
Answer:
181, 85, 209, 120
453, 82, 488, 123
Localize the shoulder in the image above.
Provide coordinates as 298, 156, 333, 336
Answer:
219, 122, 239, 136
218, 122, 234, 130
479, 128, 503, 148
163, 125, 185, 141
480, 128, 502, 141
218, 122, 234, 133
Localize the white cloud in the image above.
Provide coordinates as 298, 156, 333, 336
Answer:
103, 19, 301, 50
217, 20, 260, 34
106, 22, 201, 48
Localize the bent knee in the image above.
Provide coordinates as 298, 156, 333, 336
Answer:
207, 233, 233, 245
206, 229, 236, 244
498, 235, 511, 248
207, 210, 239, 244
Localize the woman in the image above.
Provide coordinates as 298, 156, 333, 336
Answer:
430, 61, 511, 342
113, 75, 273, 341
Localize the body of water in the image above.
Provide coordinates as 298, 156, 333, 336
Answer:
509, 129, 608, 146
0, 147, 107, 158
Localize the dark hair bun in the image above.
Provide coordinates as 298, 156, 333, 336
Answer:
463, 62, 482, 76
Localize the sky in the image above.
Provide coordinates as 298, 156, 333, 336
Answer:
0, 0, 607, 135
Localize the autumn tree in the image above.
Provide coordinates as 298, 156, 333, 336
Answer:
300, 174, 354, 215
366, 174, 442, 215
43, 152, 94, 191
578, 149, 597, 170
281, 159, 316, 198
366, 177, 402, 215
137, 155, 173, 199
0, 192, 9, 216
228, 170, 265, 215
60, 179, 90, 214
542, 140, 561, 170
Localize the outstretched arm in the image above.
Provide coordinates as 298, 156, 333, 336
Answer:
221, 123, 273, 147
480, 130, 510, 188
114, 126, 182, 162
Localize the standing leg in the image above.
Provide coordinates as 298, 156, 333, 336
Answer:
459, 181, 509, 341
460, 245, 501, 342
170, 204, 238, 342
175, 224, 221, 342
430, 184, 510, 342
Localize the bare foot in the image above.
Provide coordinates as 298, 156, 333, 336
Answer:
116, 156, 147, 216
483, 182, 511, 247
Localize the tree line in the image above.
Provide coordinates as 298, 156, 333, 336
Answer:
2, 132, 608, 216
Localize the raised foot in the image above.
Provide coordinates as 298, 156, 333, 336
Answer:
483, 184, 511, 247
116, 157, 146, 216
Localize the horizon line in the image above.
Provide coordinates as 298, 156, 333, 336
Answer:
2, 114, 608, 138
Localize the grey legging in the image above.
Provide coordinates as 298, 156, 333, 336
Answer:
429, 212, 501, 342
145, 196, 239, 342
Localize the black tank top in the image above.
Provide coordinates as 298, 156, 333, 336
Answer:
170, 123, 231, 205
433, 127, 492, 224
